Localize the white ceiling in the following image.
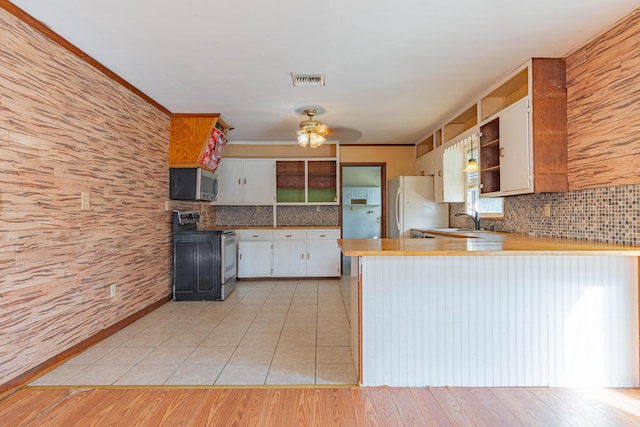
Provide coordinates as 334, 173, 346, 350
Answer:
9, 0, 639, 145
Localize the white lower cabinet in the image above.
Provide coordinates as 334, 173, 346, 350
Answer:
272, 230, 306, 277
238, 230, 272, 278
306, 238, 341, 277
239, 228, 340, 278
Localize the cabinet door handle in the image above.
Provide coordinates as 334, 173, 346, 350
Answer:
239, 254, 242, 260
301, 253, 304, 259
307, 253, 310, 259
286, 234, 292, 237
244, 178, 247, 184
319, 234, 326, 237
500, 147, 505, 157
238, 178, 241, 185
252, 235, 259, 238
438, 170, 442, 177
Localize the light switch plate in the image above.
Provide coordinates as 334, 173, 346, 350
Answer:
81, 192, 90, 210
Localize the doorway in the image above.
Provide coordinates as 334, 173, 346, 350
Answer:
340, 163, 386, 275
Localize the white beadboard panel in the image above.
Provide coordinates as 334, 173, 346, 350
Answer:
359, 256, 639, 387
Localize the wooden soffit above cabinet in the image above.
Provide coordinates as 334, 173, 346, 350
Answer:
169, 114, 232, 170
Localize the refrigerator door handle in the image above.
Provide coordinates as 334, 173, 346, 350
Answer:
395, 190, 401, 232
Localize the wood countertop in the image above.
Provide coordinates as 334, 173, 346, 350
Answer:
201, 226, 341, 230
339, 231, 640, 256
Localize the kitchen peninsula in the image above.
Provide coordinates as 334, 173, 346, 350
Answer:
340, 232, 640, 388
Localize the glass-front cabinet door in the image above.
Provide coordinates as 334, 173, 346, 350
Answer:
307, 161, 337, 203
276, 160, 337, 204
276, 160, 305, 203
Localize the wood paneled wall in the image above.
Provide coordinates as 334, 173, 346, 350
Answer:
566, 12, 640, 190
0, 9, 171, 386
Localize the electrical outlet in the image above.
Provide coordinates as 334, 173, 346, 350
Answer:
544, 203, 551, 217
81, 192, 90, 210
110, 284, 117, 297
316, 205, 321, 212
164, 201, 170, 211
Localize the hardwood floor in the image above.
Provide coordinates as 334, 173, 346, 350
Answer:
2, 386, 640, 426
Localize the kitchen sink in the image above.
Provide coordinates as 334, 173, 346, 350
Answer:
423, 228, 500, 238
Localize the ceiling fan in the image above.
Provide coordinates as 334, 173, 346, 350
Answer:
297, 109, 328, 148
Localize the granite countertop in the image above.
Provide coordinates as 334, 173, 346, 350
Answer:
339, 230, 640, 256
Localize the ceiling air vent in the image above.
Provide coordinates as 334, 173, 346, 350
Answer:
291, 73, 325, 87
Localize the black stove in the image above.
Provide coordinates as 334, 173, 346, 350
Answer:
172, 211, 236, 301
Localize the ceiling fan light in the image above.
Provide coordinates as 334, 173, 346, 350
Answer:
309, 133, 325, 148
297, 132, 309, 147
296, 109, 328, 148
317, 124, 328, 135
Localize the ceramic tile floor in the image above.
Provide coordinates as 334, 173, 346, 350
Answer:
30, 278, 356, 386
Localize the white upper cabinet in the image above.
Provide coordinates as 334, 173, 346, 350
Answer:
479, 58, 567, 196
433, 145, 444, 202
215, 158, 243, 204
214, 159, 275, 204
498, 98, 531, 194
433, 129, 472, 203
415, 151, 435, 177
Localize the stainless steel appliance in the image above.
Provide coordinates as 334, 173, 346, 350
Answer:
172, 211, 236, 300
387, 176, 448, 238
220, 230, 237, 299
169, 168, 220, 201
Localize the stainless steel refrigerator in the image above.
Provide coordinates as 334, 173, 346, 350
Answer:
387, 176, 448, 238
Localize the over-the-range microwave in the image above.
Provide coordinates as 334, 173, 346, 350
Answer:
169, 167, 219, 201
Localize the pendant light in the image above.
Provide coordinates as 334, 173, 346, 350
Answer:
463, 134, 479, 173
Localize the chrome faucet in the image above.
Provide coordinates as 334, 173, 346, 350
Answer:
455, 209, 481, 230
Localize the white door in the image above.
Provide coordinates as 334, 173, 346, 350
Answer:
306, 239, 340, 277
500, 98, 531, 193
214, 159, 243, 203
272, 239, 306, 277
238, 241, 271, 278
243, 160, 276, 204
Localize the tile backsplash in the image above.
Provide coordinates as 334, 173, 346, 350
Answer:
213, 205, 275, 227
450, 184, 640, 245
192, 205, 341, 228
276, 205, 340, 227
